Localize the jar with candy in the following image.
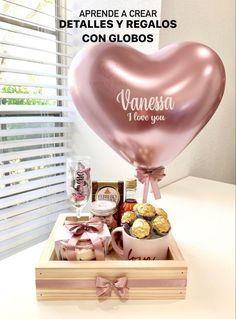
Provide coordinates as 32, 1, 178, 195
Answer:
119, 178, 137, 225
91, 200, 117, 231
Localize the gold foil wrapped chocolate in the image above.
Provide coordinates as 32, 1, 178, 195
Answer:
121, 202, 171, 239
155, 208, 168, 219
152, 216, 171, 235
130, 218, 151, 239
133, 203, 142, 211
136, 203, 156, 219
121, 211, 137, 225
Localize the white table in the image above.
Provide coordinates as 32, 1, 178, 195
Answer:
0, 176, 235, 319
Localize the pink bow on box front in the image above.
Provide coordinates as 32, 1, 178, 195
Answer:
96, 276, 129, 299
64, 217, 105, 261
136, 166, 166, 202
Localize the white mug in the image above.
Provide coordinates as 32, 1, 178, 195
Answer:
111, 227, 170, 260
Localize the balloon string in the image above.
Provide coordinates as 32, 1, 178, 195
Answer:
143, 176, 150, 203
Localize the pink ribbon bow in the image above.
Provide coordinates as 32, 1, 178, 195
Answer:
136, 166, 166, 203
96, 276, 129, 299
64, 217, 105, 261
98, 215, 117, 230
64, 217, 104, 235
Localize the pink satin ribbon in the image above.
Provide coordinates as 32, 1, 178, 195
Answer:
65, 217, 103, 235
36, 277, 187, 297
96, 276, 129, 299
97, 215, 117, 230
64, 217, 105, 261
136, 166, 166, 202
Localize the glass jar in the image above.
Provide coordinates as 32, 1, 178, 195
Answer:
91, 200, 117, 231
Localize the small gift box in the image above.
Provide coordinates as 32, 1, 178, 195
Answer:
55, 217, 111, 261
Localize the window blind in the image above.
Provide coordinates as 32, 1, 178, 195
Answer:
0, 0, 73, 259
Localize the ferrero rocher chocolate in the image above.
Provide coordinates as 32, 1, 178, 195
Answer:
133, 203, 142, 211
152, 216, 171, 235
121, 211, 136, 225
130, 218, 150, 239
155, 208, 168, 219
136, 203, 156, 219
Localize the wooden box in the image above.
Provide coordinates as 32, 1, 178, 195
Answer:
35, 214, 187, 300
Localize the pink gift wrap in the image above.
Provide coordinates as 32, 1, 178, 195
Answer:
55, 223, 111, 261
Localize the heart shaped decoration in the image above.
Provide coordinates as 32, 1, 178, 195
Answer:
69, 42, 225, 169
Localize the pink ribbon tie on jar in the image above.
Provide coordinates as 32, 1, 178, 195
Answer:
96, 276, 129, 299
136, 166, 166, 202
99, 215, 117, 230
64, 217, 105, 261
65, 217, 103, 235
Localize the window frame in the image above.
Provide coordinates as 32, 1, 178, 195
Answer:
0, 0, 72, 259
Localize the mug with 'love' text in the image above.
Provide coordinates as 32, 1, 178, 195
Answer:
111, 227, 170, 260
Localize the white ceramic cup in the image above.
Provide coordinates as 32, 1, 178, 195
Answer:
111, 227, 170, 260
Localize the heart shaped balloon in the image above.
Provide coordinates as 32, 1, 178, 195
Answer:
69, 42, 225, 169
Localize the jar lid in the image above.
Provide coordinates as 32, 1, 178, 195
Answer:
126, 178, 137, 189
91, 200, 116, 216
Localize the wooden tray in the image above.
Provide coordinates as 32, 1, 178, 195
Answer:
35, 214, 187, 300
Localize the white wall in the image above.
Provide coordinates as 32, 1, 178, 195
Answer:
71, 0, 235, 191
159, 0, 235, 185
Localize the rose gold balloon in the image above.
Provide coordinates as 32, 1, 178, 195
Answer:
69, 42, 226, 169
